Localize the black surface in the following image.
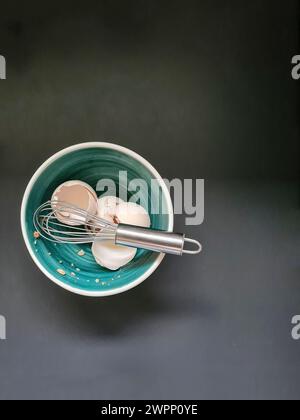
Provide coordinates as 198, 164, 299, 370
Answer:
0, 0, 299, 400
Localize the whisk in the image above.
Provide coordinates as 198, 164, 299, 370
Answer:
33, 201, 202, 256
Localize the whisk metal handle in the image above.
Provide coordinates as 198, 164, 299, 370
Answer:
115, 224, 202, 256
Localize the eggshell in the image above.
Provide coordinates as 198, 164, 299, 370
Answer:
97, 196, 124, 223
92, 240, 137, 271
116, 202, 151, 228
51, 180, 97, 226
92, 199, 151, 270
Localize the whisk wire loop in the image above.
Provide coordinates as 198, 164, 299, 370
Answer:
33, 201, 117, 244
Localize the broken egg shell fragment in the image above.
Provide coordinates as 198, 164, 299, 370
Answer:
116, 202, 151, 228
97, 196, 124, 224
92, 199, 151, 271
51, 180, 98, 226
92, 240, 137, 271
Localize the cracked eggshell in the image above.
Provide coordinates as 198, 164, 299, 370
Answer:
116, 202, 151, 228
92, 240, 137, 271
92, 199, 151, 270
51, 180, 98, 226
97, 195, 124, 223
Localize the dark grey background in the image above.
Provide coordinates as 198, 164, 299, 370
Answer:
0, 0, 299, 399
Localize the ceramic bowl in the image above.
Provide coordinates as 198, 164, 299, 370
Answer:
21, 142, 173, 296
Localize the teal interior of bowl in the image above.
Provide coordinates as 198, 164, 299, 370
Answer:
23, 146, 170, 293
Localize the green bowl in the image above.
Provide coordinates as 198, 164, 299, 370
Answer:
21, 142, 173, 296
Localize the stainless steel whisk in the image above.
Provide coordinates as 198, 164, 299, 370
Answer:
33, 201, 202, 256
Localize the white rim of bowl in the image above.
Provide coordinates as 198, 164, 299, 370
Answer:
20, 142, 174, 297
